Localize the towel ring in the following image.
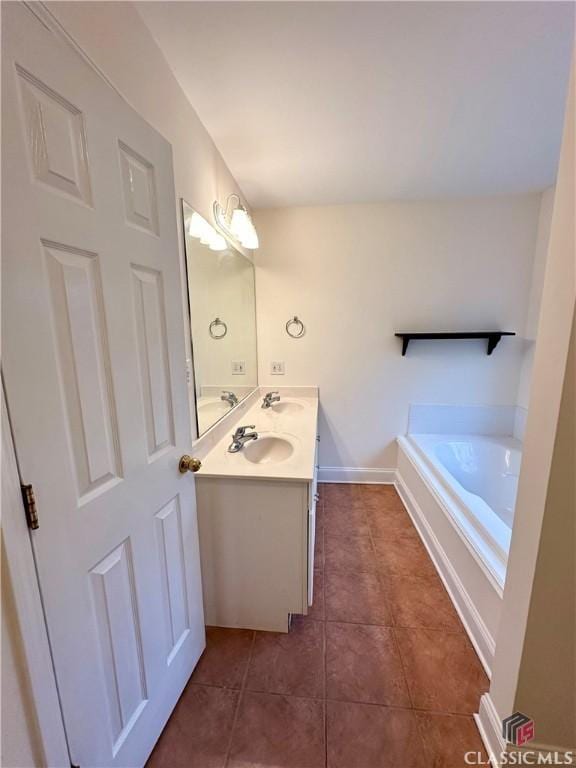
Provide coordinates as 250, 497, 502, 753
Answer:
286, 316, 305, 339
209, 317, 227, 339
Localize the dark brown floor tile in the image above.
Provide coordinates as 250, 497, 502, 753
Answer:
395, 628, 489, 714
326, 622, 410, 706
191, 627, 253, 689
324, 483, 370, 536
384, 573, 463, 632
324, 499, 371, 537
416, 712, 489, 767
146, 684, 237, 768
228, 691, 325, 768
317, 481, 328, 499
373, 532, 438, 578
324, 532, 377, 574
360, 484, 406, 512
246, 618, 324, 698
307, 569, 325, 621
325, 569, 392, 626
323, 482, 365, 505
327, 700, 427, 768
368, 505, 419, 538
316, 496, 325, 529
152, 482, 489, 768
314, 524, 324, 570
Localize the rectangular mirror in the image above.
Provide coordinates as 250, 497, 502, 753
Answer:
182, 200, 258, 436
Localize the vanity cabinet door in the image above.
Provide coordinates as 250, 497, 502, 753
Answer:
307, 436, 320, 605
307, 493, 316, 606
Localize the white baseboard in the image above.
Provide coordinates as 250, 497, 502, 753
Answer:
395, 471, 495, 677
476, 694, 505, 764
318, 467, 396, 484
476, 694, 576, 767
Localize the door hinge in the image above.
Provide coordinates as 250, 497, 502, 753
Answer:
20, 483, 39, 530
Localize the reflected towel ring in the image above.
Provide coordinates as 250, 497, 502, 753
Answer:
286, 316, 305, 339
209, 317, 227, 339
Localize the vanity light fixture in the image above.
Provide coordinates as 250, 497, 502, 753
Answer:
213, 193, 259, 250
188, 210, 227, 251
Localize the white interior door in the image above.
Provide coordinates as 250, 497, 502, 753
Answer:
2, 5, 205, 766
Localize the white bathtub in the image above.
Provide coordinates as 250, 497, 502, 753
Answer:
396, 409, 523, 673
398, 434, 521, 587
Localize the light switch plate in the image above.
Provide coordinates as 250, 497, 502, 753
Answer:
270, 361, 285, 375
231, 361, 246, 375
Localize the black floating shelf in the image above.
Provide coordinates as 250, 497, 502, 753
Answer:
395, 331, 515, 356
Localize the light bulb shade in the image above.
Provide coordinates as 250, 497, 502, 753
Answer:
209, 233, 227, 251
213, 197, 259, 249
230, 207, 250, 239
242, 224, 259, 249
200, 220, 216, 245
188, 211, 206, 238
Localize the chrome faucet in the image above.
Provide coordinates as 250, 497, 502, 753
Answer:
262, 391, 280, 409
221, 390, 238, 407
228, 425, 258, 453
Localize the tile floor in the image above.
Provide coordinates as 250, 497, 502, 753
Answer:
147, 483, 490, 768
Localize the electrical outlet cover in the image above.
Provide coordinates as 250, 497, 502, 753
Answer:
270, 361, 285, 375
231, 361, 246, 375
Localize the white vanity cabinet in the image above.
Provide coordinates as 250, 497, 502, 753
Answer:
193, 389, 319, 633
196, 473, 317, 632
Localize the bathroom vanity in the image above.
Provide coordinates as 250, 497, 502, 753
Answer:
180, 202, 319, 632
193, 387, 319, 632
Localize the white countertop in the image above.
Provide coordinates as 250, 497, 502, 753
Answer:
194, 390, 319, 482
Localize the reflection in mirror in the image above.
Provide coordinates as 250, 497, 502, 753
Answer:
182, 201, 258, 436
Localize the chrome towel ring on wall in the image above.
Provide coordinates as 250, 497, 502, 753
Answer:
286, 316, 305, 338
209, 317, 228, 339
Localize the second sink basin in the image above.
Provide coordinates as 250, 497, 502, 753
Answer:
243, 434, 295, 465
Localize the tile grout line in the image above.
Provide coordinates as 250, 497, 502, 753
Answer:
150, 486, 487, 768
190, 679, 482, 717
320, 616, 465, 634
363, 488, 483, 722
365, 495, 418, 714
365, 502, 396, 629
390, 624, 416, 710
223, 630, 256, 768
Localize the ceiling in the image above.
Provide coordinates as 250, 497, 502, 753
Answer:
137, 2, 574, 208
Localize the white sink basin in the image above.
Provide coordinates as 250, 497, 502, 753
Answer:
197, 398, 233, 434
198, 399, 232, 418
265, 401, 305, 415
243, 434, 295, 465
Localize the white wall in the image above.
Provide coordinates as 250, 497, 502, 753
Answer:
46, 1, 249, 237
516, 186, 555, 410
485, 58, 575, 754
515, 311, 575, 747
255, 195, 542, 472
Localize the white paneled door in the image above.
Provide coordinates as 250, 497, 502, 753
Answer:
2, 5, 205, 766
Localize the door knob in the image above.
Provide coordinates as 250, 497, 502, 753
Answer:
179, 455, 202, 473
